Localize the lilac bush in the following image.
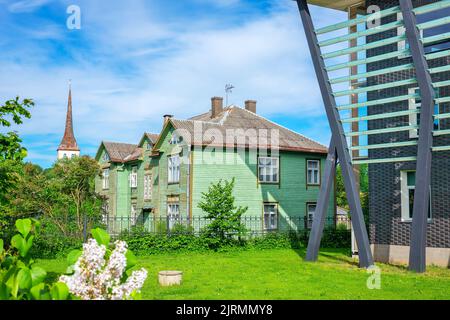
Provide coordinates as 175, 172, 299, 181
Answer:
59, 229, 147, 300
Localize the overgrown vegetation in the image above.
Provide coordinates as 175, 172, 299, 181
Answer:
0, 97, 104, 258
120, 227, 351, 256
0, 219, 70, 300
1, 218, 147, 300
1, 157, 105, 258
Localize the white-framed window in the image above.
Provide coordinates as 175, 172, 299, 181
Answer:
307, 203, 317, 229
168, 155, 180, 184
102, 152, 110, 162
263, 204, 278, 230
408, 87, 440, 138
131, 203, 138, 225
307, 160, 320, 185
129, 166, 138, 188
400, 170, 432, 222
258, 157, 279, 183
102, 169, 109, 190
167, 202, 180, 230
144, 174, 152, 200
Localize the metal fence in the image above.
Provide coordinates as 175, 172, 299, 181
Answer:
103, 215, 351, 237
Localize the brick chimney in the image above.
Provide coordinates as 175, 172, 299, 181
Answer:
245, 100, 257, 113
211, 97, 223, 118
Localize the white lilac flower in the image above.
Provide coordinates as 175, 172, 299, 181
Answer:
59, 239, 147, 300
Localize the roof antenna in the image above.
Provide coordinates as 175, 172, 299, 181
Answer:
225, 84, 234, 107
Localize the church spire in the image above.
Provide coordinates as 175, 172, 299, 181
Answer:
57, 82, 80, 159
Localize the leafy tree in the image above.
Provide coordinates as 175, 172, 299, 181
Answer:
0, 97, 34, 238
7, 156, 103, 240
52, 156, 102, 236
198, 178, 248, 248
0, 97, 34, 161
335, 165, 348, 210
335, 164, 369, 224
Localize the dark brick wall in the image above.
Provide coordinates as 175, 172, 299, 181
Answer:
365, 0, 450, 248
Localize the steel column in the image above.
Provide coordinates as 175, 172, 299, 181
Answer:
294, 0, 374, 268
306, 140, 336, 261
400, 0, 436, 273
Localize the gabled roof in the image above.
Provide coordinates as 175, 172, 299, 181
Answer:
100, 141, 141, 163
155, 106, 327, 154
145, 133, 160, 143
96, 132, 159, 164
138, 132, 160, 149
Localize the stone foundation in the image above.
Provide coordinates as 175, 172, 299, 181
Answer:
371, 244, 450, 268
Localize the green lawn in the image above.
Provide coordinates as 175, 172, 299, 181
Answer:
36, 248, 450, 300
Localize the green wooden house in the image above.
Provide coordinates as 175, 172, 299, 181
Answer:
95, 97, 335, 234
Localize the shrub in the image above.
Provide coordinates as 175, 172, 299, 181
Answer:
0, 218, 70, 300
119, 227, 351, 256
60, 228, 147, 300
321, 227, 351, 248
198, 178, 248, 249
121, 232, 209, 256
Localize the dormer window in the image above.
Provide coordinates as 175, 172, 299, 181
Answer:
170, 133, 182, 145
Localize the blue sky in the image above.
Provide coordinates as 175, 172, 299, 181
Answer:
0, 0, 347, 168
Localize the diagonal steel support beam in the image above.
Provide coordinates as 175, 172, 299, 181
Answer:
306, 139, 336, 261
294, 0, 374, 268
400, 0, 436, 273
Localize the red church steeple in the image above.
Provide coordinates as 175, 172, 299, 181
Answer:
57, 82, 80, 158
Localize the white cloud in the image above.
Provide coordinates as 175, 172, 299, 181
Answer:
8, 0, 50, 13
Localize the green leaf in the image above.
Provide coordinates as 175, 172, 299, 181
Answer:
31, 266, 47, 287
11, 234, 33, 257
11, 234, 25, 253
67, 249, 82, 266
30, 283, 46, 300
0, 283, 10, 300
125, 249, 137, 270
0, 239, 3, 255
23, 235, 34, 257
51, 282, 69, 300
17, 267, 32, 290
15, 219, 32, 238
5, 273, 19, 298
91, 228, 110, 247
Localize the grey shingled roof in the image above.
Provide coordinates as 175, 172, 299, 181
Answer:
166, 106, 327, 154
103, 142, 140, 163
102, 132, 159, 163
145, 133, 160, 144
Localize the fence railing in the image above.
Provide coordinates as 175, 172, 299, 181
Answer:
102, 215, 351, 237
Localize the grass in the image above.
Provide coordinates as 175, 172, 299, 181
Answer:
36, 248, 450, 300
